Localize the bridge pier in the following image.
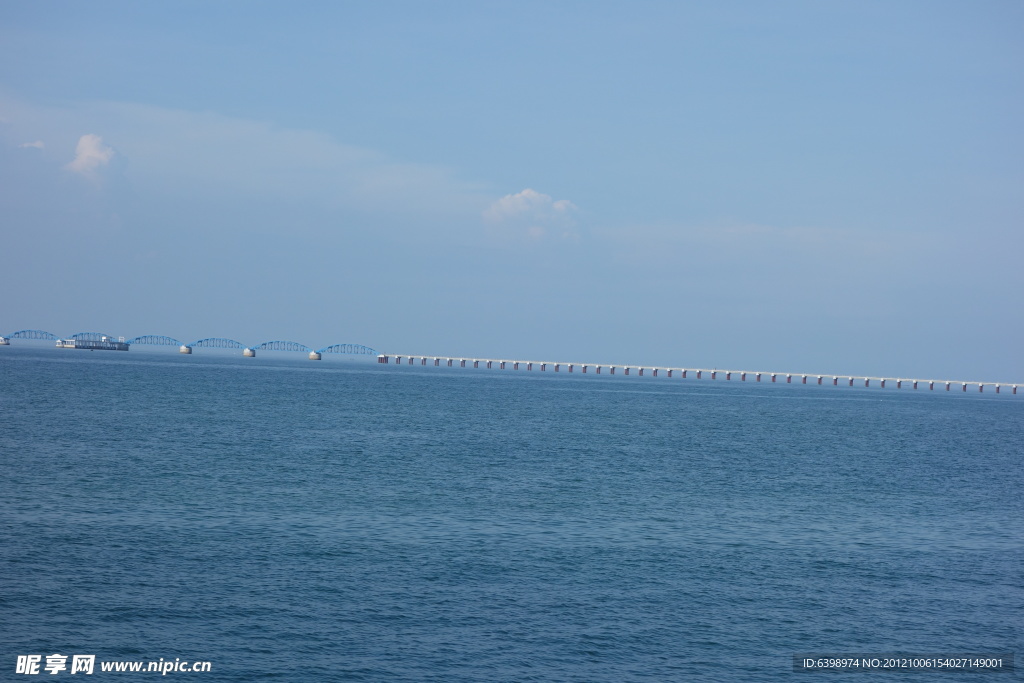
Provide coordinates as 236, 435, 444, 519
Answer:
0, 337, 9, 345
787, 374, 792, 383
243, 348, 256, 357
180, 345, 193, 354
309, 351, 321, 360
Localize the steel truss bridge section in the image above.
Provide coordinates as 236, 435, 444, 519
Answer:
318, 343, 378, 356
188, 338, 248, 349
127, 335, 184, 346
256, 340, 313, 353
6, 329, 59, 340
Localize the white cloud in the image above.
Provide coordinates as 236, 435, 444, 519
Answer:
483, 188, 579, 242
64, 134, 114, 176
0, 95, 491, 238
19, 140, 44, 149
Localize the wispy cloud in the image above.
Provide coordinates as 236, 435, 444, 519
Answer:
483, 188, 579, 242
19, 140, 44, 149
64, 134, 114, 176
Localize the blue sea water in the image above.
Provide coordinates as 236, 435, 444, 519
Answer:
1, 346, 1020, 681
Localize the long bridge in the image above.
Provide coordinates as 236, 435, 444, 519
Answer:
378, 354, 1020, 396
2, 328, 1019, 396
0, 329, 377, 360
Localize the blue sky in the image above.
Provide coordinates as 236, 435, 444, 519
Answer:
1, 1, 1021, 380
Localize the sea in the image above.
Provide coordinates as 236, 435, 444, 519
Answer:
1, 346, 1020, 681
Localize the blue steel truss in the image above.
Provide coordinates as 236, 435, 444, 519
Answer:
69, 332, 115, 342
317, 343, 379, 355
7, 329, 58, 340
255, 341, 313, 353
126, 335, 183, 346
189, 338, 247, 349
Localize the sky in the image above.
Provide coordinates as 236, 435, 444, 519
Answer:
1, 1, 1021, 381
